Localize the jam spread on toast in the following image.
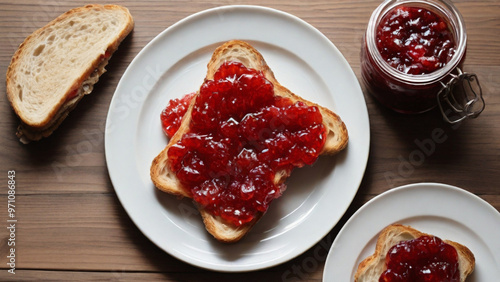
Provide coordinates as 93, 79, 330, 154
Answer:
376, 6, 456, 75
380, 235, 460, 281
162, 61, 326, 226
161, 92, 196, 138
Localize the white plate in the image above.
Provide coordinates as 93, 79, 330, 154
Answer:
105, 5, 369, 272
323, 183, 500, 281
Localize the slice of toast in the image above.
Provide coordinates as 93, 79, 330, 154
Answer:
6, 4, 134, 143
354, 224, 475, 282
150, 40, 348, 242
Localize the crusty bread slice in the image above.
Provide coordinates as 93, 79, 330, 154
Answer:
354, 224, 475, 282
6, 4, 134, 143
151, 40, 348, 242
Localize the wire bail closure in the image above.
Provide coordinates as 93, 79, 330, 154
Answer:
437, 68, 485, 124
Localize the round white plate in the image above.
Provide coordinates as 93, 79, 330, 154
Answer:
105, 5, 369, 272
323, 183, 500, 281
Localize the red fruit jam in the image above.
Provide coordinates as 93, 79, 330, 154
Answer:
377, 6, 456, 75
160, 92, 196, 138
165, 61, 326, 226
361, 0, 467, 114
380, 236, 460, 282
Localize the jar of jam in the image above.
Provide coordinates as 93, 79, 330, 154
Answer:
361, 0, 484, 122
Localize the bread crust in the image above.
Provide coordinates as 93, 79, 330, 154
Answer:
354, 224, 475, 282
150, 40, 348, 242
6, 4, 134, 142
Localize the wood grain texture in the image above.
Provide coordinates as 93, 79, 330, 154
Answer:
1, 0, 499, 280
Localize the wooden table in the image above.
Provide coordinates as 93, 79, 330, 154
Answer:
1, 0, 499, 280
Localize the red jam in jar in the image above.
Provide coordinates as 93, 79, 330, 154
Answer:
380, 236, 460, 282
164, 61, 326, 226
361, 0, 467, 114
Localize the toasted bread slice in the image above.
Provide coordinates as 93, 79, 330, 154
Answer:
151, 40, 348, 242
6, 4, 134, 143
354, 224, 475, 282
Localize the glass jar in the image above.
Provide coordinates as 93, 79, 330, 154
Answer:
361, 0, 483, 120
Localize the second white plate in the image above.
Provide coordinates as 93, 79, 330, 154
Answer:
323, 183, 500, 281
105, 5, 369, 272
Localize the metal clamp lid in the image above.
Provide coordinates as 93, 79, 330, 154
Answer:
437, 68, 485, 124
